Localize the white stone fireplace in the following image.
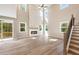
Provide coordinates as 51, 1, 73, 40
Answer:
29, 28, 39, 37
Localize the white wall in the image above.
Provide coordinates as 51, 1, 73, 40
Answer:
48, 4, 79, 39
0, 4, 16, 18
29, 5, 42, 28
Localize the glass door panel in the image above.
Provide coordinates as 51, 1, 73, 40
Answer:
0, 20, 1, 39
3, 22, 12, 38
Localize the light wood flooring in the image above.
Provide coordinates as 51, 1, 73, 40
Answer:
0, 36, 64, 55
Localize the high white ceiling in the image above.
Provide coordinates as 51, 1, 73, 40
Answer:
0, 4, 16, 18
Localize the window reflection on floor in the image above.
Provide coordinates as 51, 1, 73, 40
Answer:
49, 39, 58, 42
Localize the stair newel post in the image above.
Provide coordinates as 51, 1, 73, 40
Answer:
64, 32, 67, 54
72, 14, 75, 26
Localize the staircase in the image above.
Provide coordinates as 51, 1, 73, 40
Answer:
67, 25, 79, 55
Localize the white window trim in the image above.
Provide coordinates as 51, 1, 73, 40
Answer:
19, 22, 26, 33
0, 19, 14, 40
60, 21, 69, 33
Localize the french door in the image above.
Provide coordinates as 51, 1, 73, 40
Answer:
0, 19, 13, 40
0, 20, 1, 39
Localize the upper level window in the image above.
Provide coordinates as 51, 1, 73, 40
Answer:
40, 9, 48, 17
60, 4, 69, 10
44, 9, 48, 17
20, 4, 27, 11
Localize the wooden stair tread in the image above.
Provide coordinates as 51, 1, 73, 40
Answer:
71, 37, 79, 40
74, 25, 79, 26
71, 40, 79, 44
68, 48, 79, 55
70, 43, 79, 49
72, 32, 79, 34
72, 31, 79, 33
73, 29, 79, 31
72, 34, 79, 37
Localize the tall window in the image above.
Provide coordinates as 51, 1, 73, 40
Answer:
20, 4, 27, 11
19, 22, 26, 32
39, 4, 48, 36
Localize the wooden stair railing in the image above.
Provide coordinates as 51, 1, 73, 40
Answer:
64, 15, 75, 54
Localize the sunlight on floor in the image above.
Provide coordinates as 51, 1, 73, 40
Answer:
32, 37, 36, 39
49, 39, 58, 42
0, 38, 13, 42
